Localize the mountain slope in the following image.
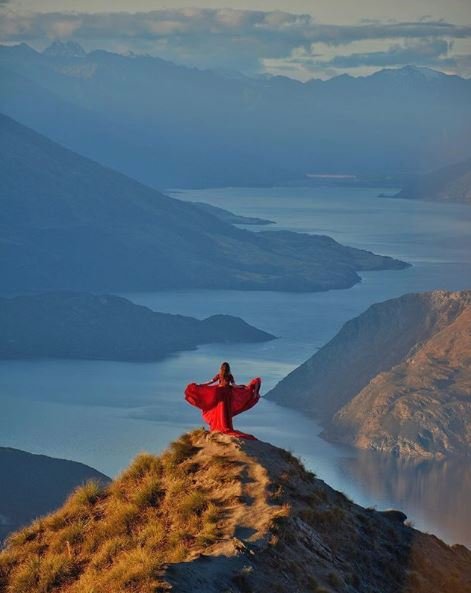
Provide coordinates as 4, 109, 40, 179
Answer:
395, 158, 471, 204
0, 448, 109, 543
0, 113, 407, 293
0, 292, 274, 361
1, 43, 471, 187
266, 290, 471, 458
327, 305, 471, 457
1, 430, 470, 593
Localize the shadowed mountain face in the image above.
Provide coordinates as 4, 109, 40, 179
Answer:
0, 292, 274, 361
266, 290, 471, 458
0, 113, 407, 293
1, 43, 471, 188
0, 448, 110, 543
0, 430, 470, 593
395, 157, 471, 204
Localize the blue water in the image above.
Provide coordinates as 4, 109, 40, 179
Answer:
1, 186, 470, 546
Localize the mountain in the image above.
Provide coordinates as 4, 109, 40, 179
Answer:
0, 113, 407, 293
394, 157, 471, 204
0, 292, 274, 361
1, 430, 470, 593
0, 448, 109, 543
189, 201, 274, 226
42, 41, 87, 59
1, 42, 471, 187
266, 290, 471, 458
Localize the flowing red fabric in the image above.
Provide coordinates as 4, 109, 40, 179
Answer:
184, 377, 261, 440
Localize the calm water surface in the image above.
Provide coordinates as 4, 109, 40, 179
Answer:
1, 187, 470, 546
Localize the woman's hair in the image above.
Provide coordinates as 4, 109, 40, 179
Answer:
220, 361, 231, 379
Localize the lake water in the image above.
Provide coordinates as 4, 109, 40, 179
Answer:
1, 187, 470, 547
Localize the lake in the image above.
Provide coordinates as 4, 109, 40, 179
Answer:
1, 186, 470, 546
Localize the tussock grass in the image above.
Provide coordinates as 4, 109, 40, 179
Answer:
119, 452, 162, 483
163, 434, 198, 470
0, 430, 223, 593
68, 480, 105, 508
179, 490, 208, 518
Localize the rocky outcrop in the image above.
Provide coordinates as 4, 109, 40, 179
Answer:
1, 430, 470, 593
267, 290, 471, 458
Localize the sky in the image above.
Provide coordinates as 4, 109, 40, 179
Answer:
1, 0, 471, 80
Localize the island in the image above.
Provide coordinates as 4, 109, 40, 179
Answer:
0, 292, 275, 361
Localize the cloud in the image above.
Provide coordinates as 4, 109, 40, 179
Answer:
0, 8, 470, 78
322, 39, 453, 68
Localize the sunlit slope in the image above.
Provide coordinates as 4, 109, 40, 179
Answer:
267, 290, 471, 458
1, 430, 470, 593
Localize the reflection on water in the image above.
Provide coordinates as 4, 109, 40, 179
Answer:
340, 452, 471, 548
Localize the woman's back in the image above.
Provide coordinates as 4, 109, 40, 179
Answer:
213, 372, 234, 387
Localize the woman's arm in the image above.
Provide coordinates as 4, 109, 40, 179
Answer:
202, 375, 219, 386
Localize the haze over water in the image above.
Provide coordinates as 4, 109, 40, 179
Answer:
1, 186, 470, 547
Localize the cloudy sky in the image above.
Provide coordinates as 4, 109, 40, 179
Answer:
1, 0, 471, 79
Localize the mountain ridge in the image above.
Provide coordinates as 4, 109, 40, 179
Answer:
0, 112, 408, 293
1, 430, 470, 593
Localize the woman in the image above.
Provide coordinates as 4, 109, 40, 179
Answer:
184, 362, 261, 440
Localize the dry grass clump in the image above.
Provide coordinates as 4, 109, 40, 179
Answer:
0, 430, 222, 593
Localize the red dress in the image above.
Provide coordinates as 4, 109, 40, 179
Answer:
184, 374, 261, 440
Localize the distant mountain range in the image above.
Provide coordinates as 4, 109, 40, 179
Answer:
0, 447, 109, 542
0, 113, 407, 293
394, 157, 471, 204
1, 42, 471, 188
0, 292, 274, 361
267, 290, 471, 458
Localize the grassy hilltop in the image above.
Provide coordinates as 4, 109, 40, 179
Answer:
1, 430, 470, 593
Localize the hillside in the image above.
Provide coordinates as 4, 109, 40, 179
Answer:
1, 430, 470, 593
1, 43, 471, 187
189, 202, 274, 226
267, 290, 471, 458
0, 448, 109, 543
395, 158, 471, 204
0, 113, 407, 293
0, 292, 274, 361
